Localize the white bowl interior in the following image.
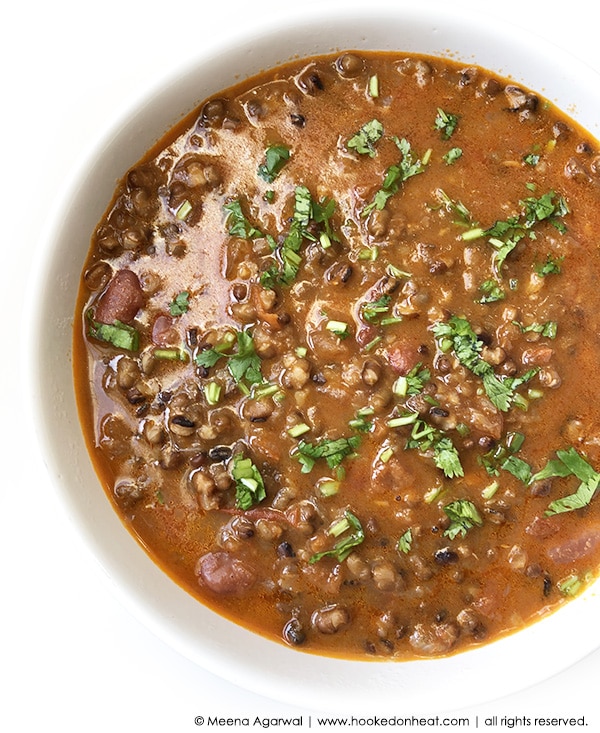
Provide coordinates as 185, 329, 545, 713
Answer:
29, 3, 600, 714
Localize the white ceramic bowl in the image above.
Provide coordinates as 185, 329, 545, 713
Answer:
29, 2, 600, 714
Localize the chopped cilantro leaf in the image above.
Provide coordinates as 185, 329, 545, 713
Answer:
87, 311, 139, 351
462, 191, 569, 277
397, 528, 413, 554
434, 108, 459, 139
361, 294, 392, 322
195, 347, 224, 369
405, 362, 431, 395
257, 144, 291, 183
362, 137, 428, 216
226, 330, 264, 388
433, 315, 536, 412
261, 186, 339, 288
514, 320, 558, 339
532, 447, 600, 516
194, 329, 263, 391
476, 279, 505, 304
347, 119, 384, 157
169, 291, 190, 316
546, 478, 599, 515
434, 437, 464, 479
443, 499, 482, 539
443, 147, 462, 165
404, 418, 463, 479
295, 435, 361, 473
523, 152, 540, 166
310, 511, 364, 563
535, 253, 564, 276
224, 199, 263, 239
480, 431, 527, 477
502, 455, 533, 484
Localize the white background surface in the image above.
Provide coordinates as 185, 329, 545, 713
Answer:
4, 0, 600, 730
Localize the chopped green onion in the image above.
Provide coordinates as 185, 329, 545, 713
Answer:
320, 232, 332, 249
368, 74, 379, 98
378, 446, 394, 463
557, 574, 583, 596
153, 348, 188, 361
363, 335, 383, 352
424, 486, 444, 504
358, 246, 379, 261
392, 376, 408, 397
482, 481, 500, 500
252, 382, 280, 399
387, 412, 419, 428
288, 423, 311, 438
461, 227, 486, 241
386, 263, 411, 278
176, 199, 193, 220
326, 320, 350, 339
203, 381, 222, 405
318, 479, 341, 497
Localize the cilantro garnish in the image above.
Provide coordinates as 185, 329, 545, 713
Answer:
347, 119, 384, 157
223, 199, 263, 239
227, 331, 263, 387
523, 152, 540, 166
462, 191, 569, 276
480, 431, 526, 477
195, 347, 225, 369
433, 315, 537, 412
514, 320, 558, 339
502, 455, 533, 484
295, 435, 361, 473
362, 137, 429, 216
231, 453, 267, 509
392, 362, 431, 397
476, 279, 505, 304
87, 310, 139, 351
531, 448, 600, 516
435, 188, 473, 226
361, 294, 392, 323
404, 419, 464, 479
309, 511, 364, 564
261, 186, 338, 288
433, 436, 464, 479
434, 108, 459, 139
443, 147, 462, 165
169, 291, 190, 316
195, 330, 263, 393
397, 528, 413, 554
257, 144, 291, 183
535, 253, 564, 277
443, 499, 483, 539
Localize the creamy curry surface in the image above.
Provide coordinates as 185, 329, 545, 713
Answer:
74, 51, 600, 659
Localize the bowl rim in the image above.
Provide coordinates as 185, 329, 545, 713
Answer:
28, 0, 600, 715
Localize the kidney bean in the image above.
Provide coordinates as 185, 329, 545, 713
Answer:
94, 269, 145, 324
